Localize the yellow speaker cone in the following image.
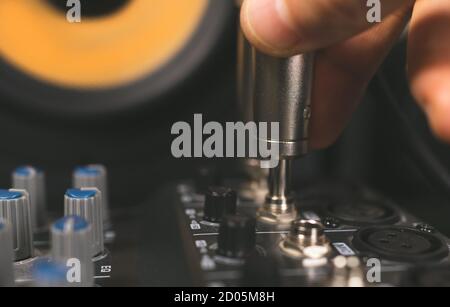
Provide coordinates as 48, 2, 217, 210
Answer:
0, 0, 208, 89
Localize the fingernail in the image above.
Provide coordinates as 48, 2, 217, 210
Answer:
244, 0, 301, 53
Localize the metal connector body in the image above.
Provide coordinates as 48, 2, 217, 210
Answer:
253, 51, 314, 158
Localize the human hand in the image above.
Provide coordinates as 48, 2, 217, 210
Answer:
241, 0, 450, 148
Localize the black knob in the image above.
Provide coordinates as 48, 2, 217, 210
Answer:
217, 215, 256, 258
203, 187, 237, 223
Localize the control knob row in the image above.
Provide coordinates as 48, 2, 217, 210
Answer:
0, 219, 14, 286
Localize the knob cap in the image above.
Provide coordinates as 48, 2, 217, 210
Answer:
204, 187, 237, 223
64, 188, 104, 257
33, 260, 69, 287
217, 215, 256, 258
73, 165, 110, 228
12, 166, 46, 231
0, 219, 14, 286
0, 189, 34, 261
51, 216, 94, 286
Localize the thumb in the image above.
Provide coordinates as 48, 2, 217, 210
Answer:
241, 0, 414, 56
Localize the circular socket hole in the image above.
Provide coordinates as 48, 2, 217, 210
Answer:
353, 226, 449, 262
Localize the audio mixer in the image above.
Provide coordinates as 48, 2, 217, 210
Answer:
0, 165, 113, 287
145, 177, 450, 287
2, 164, 450, 287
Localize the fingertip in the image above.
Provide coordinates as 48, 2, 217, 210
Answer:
240, 0, 302, 57
426, 89, 450, 143
309, 109, 345, 150
415, 73, 450, 142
